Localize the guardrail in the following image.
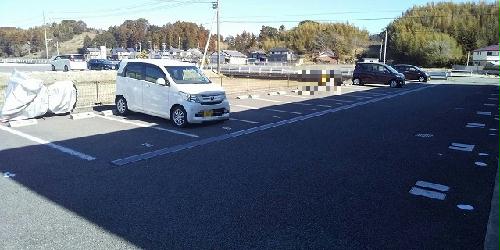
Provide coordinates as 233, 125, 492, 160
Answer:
0, 58, 51, 64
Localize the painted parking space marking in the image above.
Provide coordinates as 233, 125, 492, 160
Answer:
316, 104, 333, 108
8, 119, 37, 128
474, 161, 488, 167
266, 109, 302, 115
95, 115, 199, 138
487, 97, 498, 100
111, 84, 436, 166
477, 111, 492, 116
457, 204, 474, 210
466, 123, 485, 128
0, 125, 96, 161
448, 143, 475, 152
251, 97, 283, 103
415, 181, 450, 192
289, 102, 313, 106
484, 104, 497, 107
479, 152, 489, 156
229, 118, 260, 124
409, 187, 446, 200
322, 98, 355, 103
232, 104, 259, 110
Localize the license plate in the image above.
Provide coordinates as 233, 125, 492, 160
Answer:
203, 110, 213, 117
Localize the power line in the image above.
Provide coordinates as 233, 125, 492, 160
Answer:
222, 10, 405, 19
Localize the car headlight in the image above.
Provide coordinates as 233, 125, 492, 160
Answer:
179, 92, 200, 103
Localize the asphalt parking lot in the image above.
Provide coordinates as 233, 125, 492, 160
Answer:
0, 79, 498, 249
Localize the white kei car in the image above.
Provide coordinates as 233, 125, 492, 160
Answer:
115, 59, 230, 127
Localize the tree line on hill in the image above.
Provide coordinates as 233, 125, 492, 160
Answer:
0, 1, 497, 67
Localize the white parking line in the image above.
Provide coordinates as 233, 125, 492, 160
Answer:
415, 181, 450, 192
0, 125, 96, 161
448, 143, 475, 152
111, 85, 436, 166
466, 122, 485, 128
251, 97, 283, 103
229, 118, 260, 124
316, 104, 333, 108
322, 98, 355, 103
95, 115, 199, 138
232, 104, 259, 110
282, 94, 311, 99
409, 187, 446, 200
266, 109, 302, 115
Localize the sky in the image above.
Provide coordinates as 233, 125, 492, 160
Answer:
0, 0, 495, 36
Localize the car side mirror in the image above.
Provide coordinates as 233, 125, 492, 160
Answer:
156, 78, 166, 85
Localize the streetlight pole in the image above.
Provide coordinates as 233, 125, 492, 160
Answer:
216, 0, 220, 74
383, 29, 388, 64
43, 12, 49, 59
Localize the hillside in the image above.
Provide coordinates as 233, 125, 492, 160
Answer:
58, 32, 97, 54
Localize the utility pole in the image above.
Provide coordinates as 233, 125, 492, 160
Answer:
383, 29, 388, 64
178, 36, 181, 49
466, 51, 470, 66
56, 41, 59, 55
379, 40, 383, 62
43, 12, 49, 59
216, 0, 220, 73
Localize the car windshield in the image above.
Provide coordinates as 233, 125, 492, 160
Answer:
165, 66, 211, 84
414, 66, 423, 71
386, 66, 399, 74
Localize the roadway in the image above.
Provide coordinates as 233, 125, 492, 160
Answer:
0, 80, 498, 249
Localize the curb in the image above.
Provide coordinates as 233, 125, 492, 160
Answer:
484, 166, 499, 250
70, 112, 95, 120
8, 119, 37, 128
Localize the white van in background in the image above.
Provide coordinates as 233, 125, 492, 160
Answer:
115, 59, 230, 127
50, 54, 87, 71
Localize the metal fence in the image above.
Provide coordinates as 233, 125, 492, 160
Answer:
0, 58, 51, 64
74, 81, 115, 109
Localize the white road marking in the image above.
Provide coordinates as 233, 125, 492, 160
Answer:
272, 115, 281, 118
489, 128, 498, 131
487, 97, 498, 100
322, 98, 354, 103
415, 133, 433, 138
70, 112, 95, 120
252, 97, 283, 103
457, 204, 474, 210
232, 104, 259, 110
289, 102, 313, 106
341, 94, 372, 99
282, 94, 311, 99
479, 152, 489, 156
466, 123, 485, 128
477, 111, 492, 116
95, 115, 199, 138
474, 161, 487, 167
317, 104, 333, 108
222, 126, 232, 130
111, 85, 436, 166
265, 109, 302, 115
8, 119, 37, 128
409, 187, 446, 200
449, 143, 475, 152
489, 133, 497, 136
310, 108, 317, 111
0, 125, 96, 161
229, 118, 259, 124
141, 143, 154, 148
415, 181, 450, 192
484, 103, 497, 107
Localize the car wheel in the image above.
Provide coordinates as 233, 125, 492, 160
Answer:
51, 65, 56, 71
171, 106, 188, 128
64, 65, 69, 72
389, 79, 398, 88
115, 96, 129, 116
352, 78, 361, 85
419, 76, 425, 82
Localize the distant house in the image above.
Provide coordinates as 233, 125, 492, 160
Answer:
361, 58, 379, 63
210, 50, 247, 65
472, 45, 499, 66
187, 48, 203, 58
85, 48, 101, 60
111, 48, 131, 60
314, 50, 338, 64
168, 47, 183, 58
248, 49, 267, 63
268, 47, 295, 62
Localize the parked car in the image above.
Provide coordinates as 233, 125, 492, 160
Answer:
115, 59, 230, 127
393, 64, 429, 82
352, 62, 405, 88
51, 54, 87, 71
87, 59, 119, 70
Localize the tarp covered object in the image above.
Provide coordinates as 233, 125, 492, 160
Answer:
0, 71, 77, 121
